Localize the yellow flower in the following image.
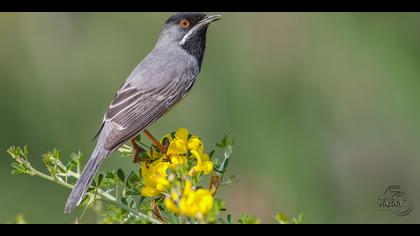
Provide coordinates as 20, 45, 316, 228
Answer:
167, 128, 189, 156
183, 178, 193, 196
164, 180, 214, 218
154, 176, 170, 192
179, 189, 214, 218
187, 136, 204, 153
179, 181, 214, 217
141, 187, 160, 197
174, 128, 189, 141
140, 128, 213, 199
192, 162, 213, 175
189, 150, 213, 176
170, 190, 180, 201
140, 159, 170, 197
167, 140, 187, 156
164, 197, 179, 214
169, 155, 187, 167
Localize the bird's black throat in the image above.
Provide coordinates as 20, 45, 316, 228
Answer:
181, 27, 208, 70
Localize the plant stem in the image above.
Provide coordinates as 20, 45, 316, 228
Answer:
28, 165, 161, 224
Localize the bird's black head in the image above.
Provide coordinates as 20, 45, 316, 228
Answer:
157, 12, 221, 68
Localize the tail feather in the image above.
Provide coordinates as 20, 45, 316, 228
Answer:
64, 146, 109, 214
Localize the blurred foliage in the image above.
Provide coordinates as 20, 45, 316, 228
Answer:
7, 214, 28, 224
275, 212, 304, 224
1, 13, 420, 223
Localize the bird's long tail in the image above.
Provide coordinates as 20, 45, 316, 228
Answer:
64, 142, 109, 214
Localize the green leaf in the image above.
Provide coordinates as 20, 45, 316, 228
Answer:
208, 150, 215, 159
105, 171, 115, 180
275, 212, 289, 224
11, 170, 21, 175
80, 195, 90, 205
216, 135, 235, 148
11, 162, 25, 172
18, 147, 26, 160
121, 197, 128, 206
125, 171, 138, 188
129, 172, 140, 183
126, 190, 140, 196
227, 214, 232, 224
117, 169, 125, 182
97, 173, 104, 187
275, 212, 303, 224
138, 196, 146, 207
167, 212, 179, 224
69, 152, 82, 173
129, 199, 136, 208
292, 214, 304, 224
23, 145, 29, 161
238, 213, 260, 224
222, 159, 230, 172
10, 163, 27, 175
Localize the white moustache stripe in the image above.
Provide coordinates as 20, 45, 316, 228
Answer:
179, 23, 205, 46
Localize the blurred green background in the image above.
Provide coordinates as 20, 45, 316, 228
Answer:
1, 13, 420, 224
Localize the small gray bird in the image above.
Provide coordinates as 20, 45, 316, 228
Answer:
64, 12, 221, 213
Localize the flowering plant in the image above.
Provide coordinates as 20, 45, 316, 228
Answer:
7, 128, 302, 224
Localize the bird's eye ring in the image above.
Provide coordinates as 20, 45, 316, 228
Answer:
180, 19, 190, 29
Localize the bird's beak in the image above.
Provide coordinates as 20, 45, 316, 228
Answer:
198, 15, 222, 25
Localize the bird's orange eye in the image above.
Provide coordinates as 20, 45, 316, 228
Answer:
180, 19, 190, 29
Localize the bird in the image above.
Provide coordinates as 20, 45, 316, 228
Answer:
64, 12, 221, 214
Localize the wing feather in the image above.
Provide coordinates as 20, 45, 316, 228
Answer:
101, 78, 193, 151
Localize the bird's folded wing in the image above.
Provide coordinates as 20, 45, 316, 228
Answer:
101, 79, 190, 151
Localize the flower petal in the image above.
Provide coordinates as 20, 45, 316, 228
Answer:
178, 185, 214, 218
153, 162, 168, 176
141, 164, 154, 187
190, 150, 202, 165
175, 128, 189, 141
190, 161, 214, 176
164, 198, 179, 214
141, 187, 160, 197
183, 180, 192, 196
170, 155, 187, 166
167, 139, 187, 156
187, 136, 204, 153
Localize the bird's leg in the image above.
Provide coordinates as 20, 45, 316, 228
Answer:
143, 129, 167, 153
130, 138, 144, 164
